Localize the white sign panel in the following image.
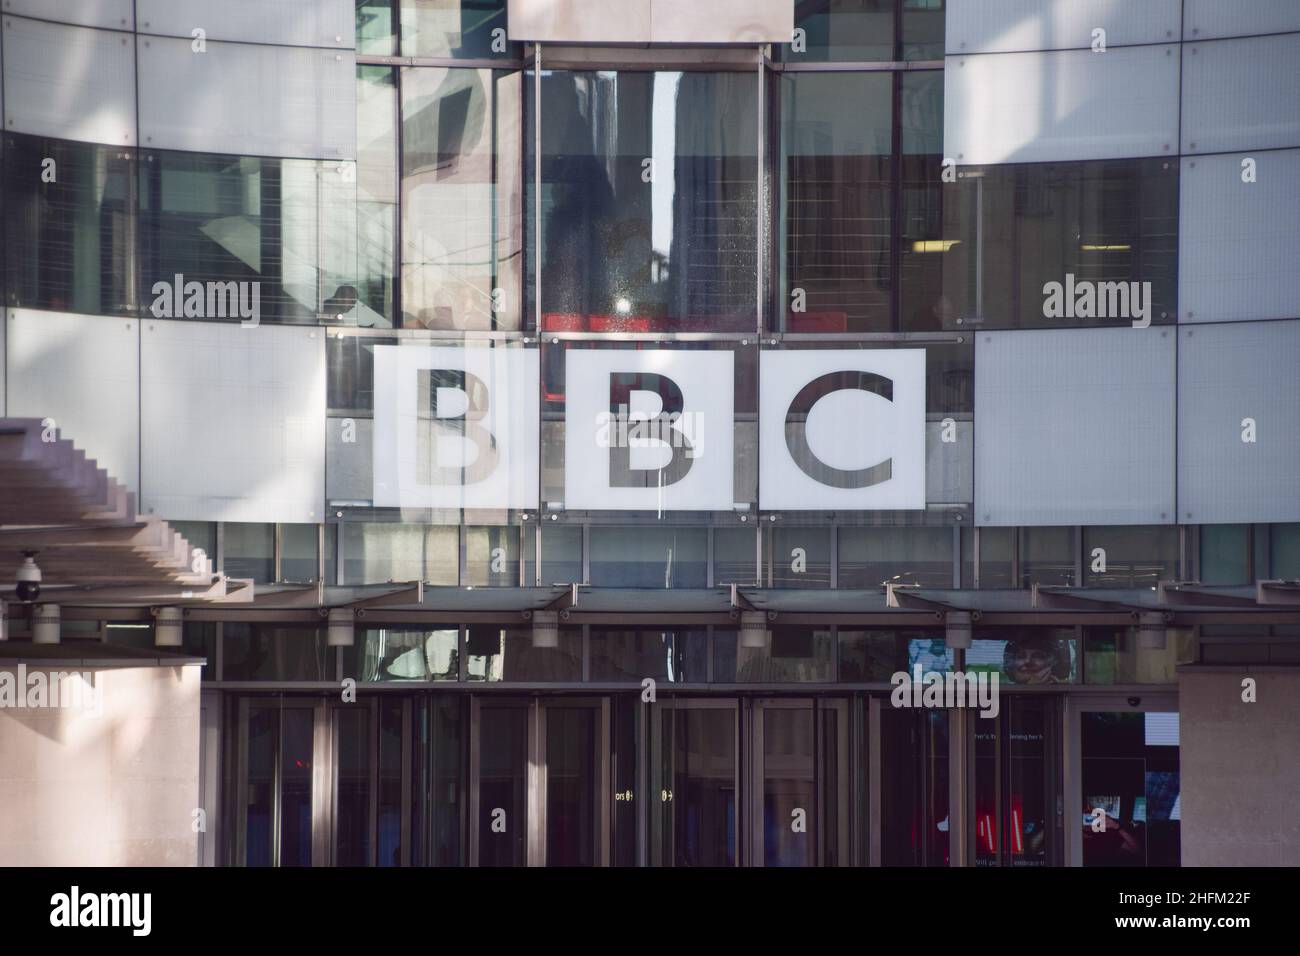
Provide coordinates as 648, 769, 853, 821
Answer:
565, 349, 734, 511
372, 345, 539, 510
760, 350, 926, 510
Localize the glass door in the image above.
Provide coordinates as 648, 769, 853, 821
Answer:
1066, 695, 1180, 866
469, 698, 532, 866
539, 698, 609, 866
230, 697, 324, 867
651, 698, 740, 867
750, 698, 851, 866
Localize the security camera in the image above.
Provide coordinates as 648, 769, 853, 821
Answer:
16, 551, 41, 604
1127, 696, 1141, 708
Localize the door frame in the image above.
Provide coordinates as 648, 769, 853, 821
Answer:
536, 696, 611, 866
1064, 692, 1179, 867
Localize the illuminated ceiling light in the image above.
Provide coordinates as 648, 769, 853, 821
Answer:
911, 240, 960, 253
740, 610, 768, 649
328, 608, 355, 647
615, 297, 632, 314
154, 607, 183, 648
1080, 244, 1132, 252
532, 610, 559, 648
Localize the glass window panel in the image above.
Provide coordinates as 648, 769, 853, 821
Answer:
780, 72, 893, 332
377, 697, 404, 866
140, 149, 357, 325
280, 523, 320, 583
589, 629, 708, 682
5, 134, 135, 316
171, 521, 216, 568
466, 625, 581, 681
324, 524, 339, 585
1084, 526, 1179, 587
589, 526, 707, 588
770, 527, 831, 588
901, 0, 946, 61
714, 527, 756, 585
539, 524, 583, 584
714, 627, 834, 682
977, 526, 1015, 588
782, 0, 895, 63
401, 0, 517, 59
476, 703, 528, 865
942, 159, 1179, 330
839, 628, 945, 681
533, 70, 758, 332
223, 522, 275, 583
182, 622, 217, 678
1199, 524, 1249, 585
223, 624, 332, 681
463, 526, 520, 586
342, 523, 459, 584
1081, 711, 1181, 866
401, 67, 523, 330
762, 705, 815, 866
335, 707, 373, 865
880, 707, 948, 865
838, 526, 954, 588
412, 696, 463, 866
347, 627, 459, 681
357, 0, 398, 55
1084, 626, 1196, 684
899, 72, 951, 331
357, 65, 398, 327
1019, 526, 1074, 587
1270, 523, 1300, 578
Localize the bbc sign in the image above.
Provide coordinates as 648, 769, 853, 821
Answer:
373, 346, 925, 512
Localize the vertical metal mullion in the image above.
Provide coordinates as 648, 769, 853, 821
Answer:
868, 695, 882, 867
528, 699, 545, 866
756, 47, 765, 335
636, 695, 649, 867
400, 697, 412, 867
951, 524, 961, 588
829, 524, 838, 588
973, 527, 982, 589
889, 70, 903, 331
599, 697, 611, 866
948, 704, 969, 867
533, 46, 542, 329
1074, 526, 1084, 587
582, 523, 590, 584
274, 522, 284, 583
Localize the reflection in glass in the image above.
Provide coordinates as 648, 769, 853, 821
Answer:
466, 625, 581, 681
140, 149, 358, 325
401, 68, 522, 330
1200, 524, 1249, 585
477, 704, 528, 865
463, 526, 520, 586
534, 71, 758, 332
223, 522, 274, 583
1084, 526, 1179, 587
357, 65, 399, 327
589, 526, 707, 588
943, 159, 1178, 329
279, 707, 315, 866
763, 706, 815, 866
1081, 711, 1181, 866
341, 523, 458, 584
224, 625, 331, 681
357, 0, 397, 55
715, 628, 834, 682
898, 71, 948, 330
771, 527, 831, 588
5, 135, 134, 315
589, 629, 708, 682
902, 0, 947, 61
1020, 526, 1075, 588
781, 73, 892, 332
782, 0, 895, 62
401, 0, 516, 59
656, 706, 737, 866
967, 631, 1077, 685
412, 696, 462, 865
1084, 626, 1196, 684
348, 628, 458, 681
838, 526, 954, 588
839, 628, 944, 681
545, 706, 598, 866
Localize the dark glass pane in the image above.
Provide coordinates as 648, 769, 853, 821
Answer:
899, 71, 949, 330
1084, 525, 1179, 587
342, 523, 458, 584
539, 524, 583, 584
589, 526, 707, 588
840, 628, 943, 681
713, 527, 756, 585
665, 707, 737, 866
347, 628, 458, 681
280, 523, 320, 583
402, 0, 518, 59
413, 696, 463, 866
611, 695, 639, 866
1020, 526, 1074, 587
140, 150, 357, 325
781, 72, 893, 332
244, 706, 276, 866
534, 71, 757, 332
477, 704, 528, 865
378, 698, 404, 866
1270, 523, 1300, 578
782, 0, 895, 62
1006, 699, 1052, 866
466, 625, 581, 681
977, 526, 1015, 587
771, 527, 831, 588
838, 526, 954, 588
463, 526, 520, 585
357, 0, 398, 55
335, 707, 373, 865
400, 67, 523, 330
714, 627, 834, 681
1083, 625, 1194, 684
223, 625, 332, 681
1200, 524, 1249, 585
901, 0, 946, 61
181, 622, 217, 677
763, 706, 815, 866
279, 707, 316, 866
1081, 711, 1180, 866
589, 629, 708, 682
880, 707, 948, 865
357, 65, 398, 327
5, 134, 134, 315
222, 523, 274, 583
545, 706, 598, 865
943, 159, 1179, 330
